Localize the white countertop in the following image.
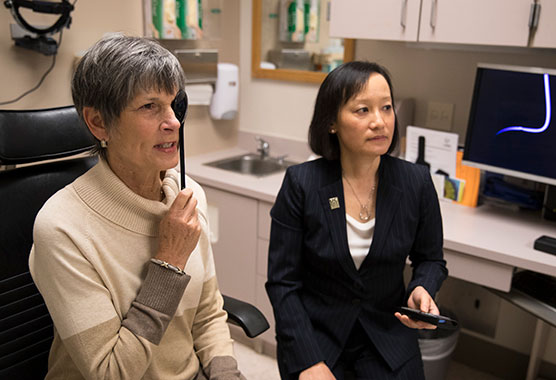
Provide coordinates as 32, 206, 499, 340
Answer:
188, 148, 556, 278
440, 200, 556, 277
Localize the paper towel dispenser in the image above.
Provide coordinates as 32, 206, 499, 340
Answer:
210, 63, 238, 120
173, 49, 238, 120
174, 49, 218, 84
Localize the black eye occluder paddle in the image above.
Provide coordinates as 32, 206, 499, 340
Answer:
171, 89, 188, 190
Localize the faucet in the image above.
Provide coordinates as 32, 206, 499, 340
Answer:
255, 136, 270, 158
275, 154, 288, 165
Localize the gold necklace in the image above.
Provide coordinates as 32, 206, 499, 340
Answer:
343, 173, 376, 222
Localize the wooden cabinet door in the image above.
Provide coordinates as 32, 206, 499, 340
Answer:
329, 0, 421, 42
532, 0, 556, 48
204, 186, 258, 305
418, 0, 532, 47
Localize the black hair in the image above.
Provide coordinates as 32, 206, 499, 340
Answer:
308, 61, 399, 160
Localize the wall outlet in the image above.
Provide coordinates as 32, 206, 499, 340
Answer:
426, 101, 454, 131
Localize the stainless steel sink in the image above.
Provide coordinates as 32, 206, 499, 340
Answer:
204, 153, 297, 177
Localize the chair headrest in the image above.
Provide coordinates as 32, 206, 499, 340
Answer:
0, 106, 96, 165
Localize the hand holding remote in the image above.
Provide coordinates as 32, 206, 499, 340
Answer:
395, 286, 440, 330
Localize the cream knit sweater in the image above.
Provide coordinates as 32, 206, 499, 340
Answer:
29, 159, 243, 380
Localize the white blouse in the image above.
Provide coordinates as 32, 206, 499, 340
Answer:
345, 213, 375, 270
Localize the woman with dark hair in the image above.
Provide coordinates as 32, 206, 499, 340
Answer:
266, 61, 447, 379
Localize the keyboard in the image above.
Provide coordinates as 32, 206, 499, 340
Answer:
512, 270, 556, 309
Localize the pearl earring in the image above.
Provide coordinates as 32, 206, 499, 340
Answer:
329, 129, 336, 134
100, 140, 108, 148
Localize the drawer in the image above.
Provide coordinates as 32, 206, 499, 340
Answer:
444, 249, 513, 292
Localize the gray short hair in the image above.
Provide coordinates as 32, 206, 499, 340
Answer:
71, 33, 186, 157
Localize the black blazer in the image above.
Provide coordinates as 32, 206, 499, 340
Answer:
266, 155, 448, 377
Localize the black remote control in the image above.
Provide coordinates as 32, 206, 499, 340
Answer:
534, 235, 556, 256
398, 307, 459, 330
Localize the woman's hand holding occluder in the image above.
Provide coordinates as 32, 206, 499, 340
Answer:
155, 188, 201, 270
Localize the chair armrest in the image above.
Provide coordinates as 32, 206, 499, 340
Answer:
222, 295, 270, 338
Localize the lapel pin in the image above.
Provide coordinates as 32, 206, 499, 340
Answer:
329, 197, 340, 210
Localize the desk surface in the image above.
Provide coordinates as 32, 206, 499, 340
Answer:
440, 201, 556, 277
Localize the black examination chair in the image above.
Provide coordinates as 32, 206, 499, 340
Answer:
0, 106, 269, 379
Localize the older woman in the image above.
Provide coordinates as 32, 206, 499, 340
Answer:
266, 61, 448, 380
29, 34, 244, 380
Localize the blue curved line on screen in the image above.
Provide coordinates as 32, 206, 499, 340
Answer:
496, 73, 551, 135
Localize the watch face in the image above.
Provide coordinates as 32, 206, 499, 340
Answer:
171, 89, 188, 125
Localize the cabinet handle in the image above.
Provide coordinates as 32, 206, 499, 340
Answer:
400, 0, 408, 28
429, 0, 437, 29
528, 2, 541, 30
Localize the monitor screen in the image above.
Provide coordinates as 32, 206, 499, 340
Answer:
463, 64, 556, 186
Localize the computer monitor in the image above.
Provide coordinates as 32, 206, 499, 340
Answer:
462, 63, 556, 187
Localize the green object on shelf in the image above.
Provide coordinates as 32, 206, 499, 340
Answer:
152, 0, 163, 38
176, 0, 186, 39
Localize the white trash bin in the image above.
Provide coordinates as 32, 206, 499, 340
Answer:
418, 310, 460, 380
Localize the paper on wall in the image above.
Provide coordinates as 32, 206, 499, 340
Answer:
405, 125, 459, 178
186, 84, 214, 105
